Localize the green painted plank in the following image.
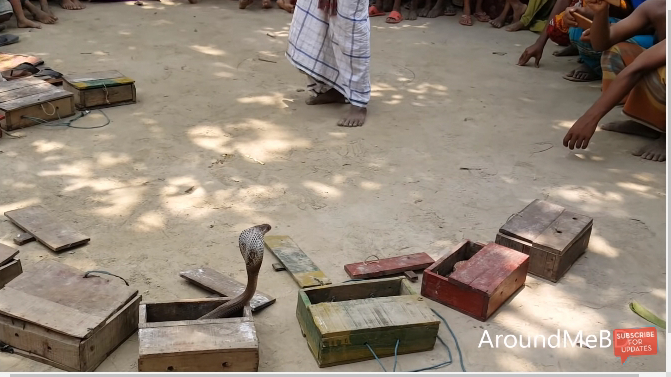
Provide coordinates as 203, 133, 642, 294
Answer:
265, 236, 331, 288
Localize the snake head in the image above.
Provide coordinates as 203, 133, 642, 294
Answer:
255, 224, 272, 234
239, 224, 271, 272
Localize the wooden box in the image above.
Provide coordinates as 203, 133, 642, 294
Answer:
0, 244, 21, 289
0, 259, 140, 371
421, 241, 529, 322
0, 78, 75, 131
495, 199, 592, 283
138, 298, 258, 372
296, 277, 439, 368
63, 71, 136, 110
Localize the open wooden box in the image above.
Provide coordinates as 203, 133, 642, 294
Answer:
0, 244, 21, 289
0, 78, 75, 131
0, 259, 139, 371
138, 298, 258, 372
421, 240, 529, 321
495, 199, 592, 282
296, 277, 439, 368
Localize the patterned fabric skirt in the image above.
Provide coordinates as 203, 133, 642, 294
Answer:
602, 42, 666, 131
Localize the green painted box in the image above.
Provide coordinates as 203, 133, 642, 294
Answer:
296, 277, 439, 368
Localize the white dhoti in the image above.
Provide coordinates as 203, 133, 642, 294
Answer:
286, 0, 371, 108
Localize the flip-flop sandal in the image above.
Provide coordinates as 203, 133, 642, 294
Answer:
34, 67, 64, 85
474, 12, 490, 22
386, 10, 403, 23
369, 5, 386, 16
2, 62, 39, 80
459, 14, 473, 26
444, 6, 457, 16
0, 34, 19, 47
562, 70, 598, 82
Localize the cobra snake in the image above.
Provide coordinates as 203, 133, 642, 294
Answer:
199, 224, 271, 319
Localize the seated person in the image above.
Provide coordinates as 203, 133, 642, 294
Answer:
493, 0, 555, 32
563, 0, 665, 161
564, 0, 653, 81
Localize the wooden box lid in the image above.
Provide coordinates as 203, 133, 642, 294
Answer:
448, 243, 528, 295
499, 200, 592, 255
308, 295, 439, 339
63, 71, 135, 90
0, 78, 72, 112
0, 259, 138, 339
0, 243, 18, 266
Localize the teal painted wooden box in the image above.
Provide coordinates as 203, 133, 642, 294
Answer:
296, 277, 439, 367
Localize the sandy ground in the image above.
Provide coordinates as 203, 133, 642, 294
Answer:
0, 1, 666, 373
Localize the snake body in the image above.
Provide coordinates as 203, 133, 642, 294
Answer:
199, 224, 271, 319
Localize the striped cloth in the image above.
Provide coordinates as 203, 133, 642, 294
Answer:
602, 42, 666, 131
286, 0, 371, 108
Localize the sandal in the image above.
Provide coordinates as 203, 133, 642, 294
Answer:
0, 33, 18, 47
459, 14, 473, 26
386, 10, 403, 24
369, 5, 385, 16
34, 67, 64, 85
444, 5, 457, 16
1, 62, 39, 81
474, 11, 490, 22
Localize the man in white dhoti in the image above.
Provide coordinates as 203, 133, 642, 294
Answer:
285, 0, 371, 127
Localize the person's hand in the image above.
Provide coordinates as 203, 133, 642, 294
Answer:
564, 7, 579, 27
563, 114, 599, 150
579, 28, 591, 42
583, 0, 609, 14
518, 42, 544, 67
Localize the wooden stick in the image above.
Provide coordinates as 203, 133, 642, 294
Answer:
574, 13, 593, 30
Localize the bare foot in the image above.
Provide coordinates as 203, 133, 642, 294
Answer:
490, 15, 506, 28
444, 5, 457, 16
427, 5, 443, 18
418, 3, 431, 17
633, 138, 666, 162
553, 45, 578, 56
277, 0, 294, 12
505, 20, 525, 31
405, 7, 418, 20
337, 105, 367, 127
600, 120, 662, 139
33, 9, 57, 24
563, 64, 599, 82
306, 88, 347, 105
61, 0, 85, 9
17, 17, 41, 29
39, 0, 58, 19
511, 2, 526, 22
262, 0, 271, 8
239, 0, 253, 8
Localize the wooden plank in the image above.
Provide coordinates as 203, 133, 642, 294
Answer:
272, 262, 285, 271
0, 81, 56, 103
64, 71, 125, 83
499, 199, 564, 243
344, 252, 434, 279
0, 77, 46, 95
13, 232, 35, 245
449, 244, 529, 295
0, 243, 19, 266
0, 89, 72, 112
0, 287, 105, 338
139, 349, 259, 372
309, 295, 439, 336
404, 270, 418, 282
0, 259, 22, 288
264, 235, 331, 288
4, 205, 90, 252
179, 267, 275, 312
138, 321, 258, 357
79, 296, 140, 371
533, 210, 593, 254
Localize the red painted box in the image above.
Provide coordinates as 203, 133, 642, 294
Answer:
421, 240, 529, 321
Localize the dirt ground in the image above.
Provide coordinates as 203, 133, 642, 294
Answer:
0, 1, 666, 373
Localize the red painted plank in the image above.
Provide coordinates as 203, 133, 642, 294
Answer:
344, 253, 435, 279
449, 244, 528, 295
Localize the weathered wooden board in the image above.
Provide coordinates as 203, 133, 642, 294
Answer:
297, 277, 439, 367
264, 235, 331, 288
0, 243, 19, 266
499, 199, 564, 243
404, 270, 418, 282
4, 205, 90, 252
138, 298, 258, 372
344, 252, 434, 279
13, 232, 35, 245
0, 77, 76, 131
179, 267, 275, 312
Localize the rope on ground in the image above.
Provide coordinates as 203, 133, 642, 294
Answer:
83, 270, 130, 286
21, 108, 111, 130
